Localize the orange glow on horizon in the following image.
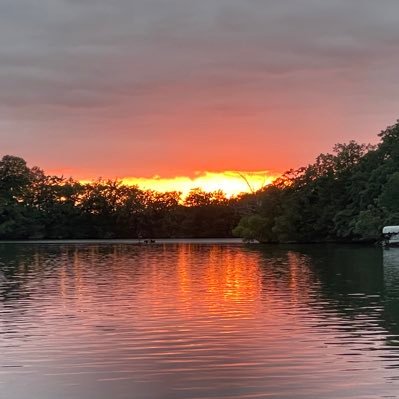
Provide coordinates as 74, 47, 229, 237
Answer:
80, 170, 280, 197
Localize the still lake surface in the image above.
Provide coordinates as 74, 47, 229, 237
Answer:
1, 242, 399, 399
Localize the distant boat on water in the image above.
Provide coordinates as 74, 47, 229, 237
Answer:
382, 226, 399, 246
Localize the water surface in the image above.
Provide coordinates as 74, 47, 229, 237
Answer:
0, 243, 399, 398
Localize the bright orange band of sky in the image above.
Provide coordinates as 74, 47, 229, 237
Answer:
79, 170, 280, 197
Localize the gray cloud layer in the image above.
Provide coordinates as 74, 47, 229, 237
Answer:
1, 0, 399, 176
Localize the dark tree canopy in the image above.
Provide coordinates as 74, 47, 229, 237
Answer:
0, 160, 240, 240
234, 121, 399, 243
2, 120, 399, 242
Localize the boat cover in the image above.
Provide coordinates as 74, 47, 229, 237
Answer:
383, 226, 399, 234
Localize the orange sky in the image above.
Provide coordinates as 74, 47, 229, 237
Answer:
1, 1, 399, 193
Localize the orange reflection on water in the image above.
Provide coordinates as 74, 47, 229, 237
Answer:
55, 245, 318, 323
3, 244, 399, 399
203, 246, 261, 306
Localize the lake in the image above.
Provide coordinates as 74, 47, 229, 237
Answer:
1, 242, 399, 399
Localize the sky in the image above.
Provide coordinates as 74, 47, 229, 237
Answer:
1, 0, 399, 193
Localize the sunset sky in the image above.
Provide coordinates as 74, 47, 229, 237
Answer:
1, 1, 399, 194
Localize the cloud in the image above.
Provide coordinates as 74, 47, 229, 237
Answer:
1, 0, 399, 177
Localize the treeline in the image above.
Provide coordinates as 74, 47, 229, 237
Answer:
3, 120, 398, 242
0, 157, 242, 239
234, 121, 399, 243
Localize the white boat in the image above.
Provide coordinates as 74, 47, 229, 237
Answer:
382, 226, 399, 246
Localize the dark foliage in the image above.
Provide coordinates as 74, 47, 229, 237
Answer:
234, 121, 399, 243
3, 120, 399, 242
0, 158, 240, 239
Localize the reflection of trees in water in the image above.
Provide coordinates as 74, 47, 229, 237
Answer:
0, 244, 80, 302
301, 245, 399, 339
0, 244, 150, 299
293, 245, 384, 301
0, 244, 147, 336
2, 243, 399, 340
252, 244, 399, 344
381, 248, 399, 335
0, 244, 41, 303
0, 244, 57, 338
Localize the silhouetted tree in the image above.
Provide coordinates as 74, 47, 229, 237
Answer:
234, 120, 399, 243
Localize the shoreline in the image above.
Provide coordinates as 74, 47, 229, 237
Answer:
0, 238, 246, 245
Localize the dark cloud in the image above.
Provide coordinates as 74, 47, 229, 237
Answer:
1, 0, 399, 176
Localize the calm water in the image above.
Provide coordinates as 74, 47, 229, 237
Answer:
1, 243, 399, 399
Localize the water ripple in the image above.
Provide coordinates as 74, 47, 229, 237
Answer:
0, 243, 398, 398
